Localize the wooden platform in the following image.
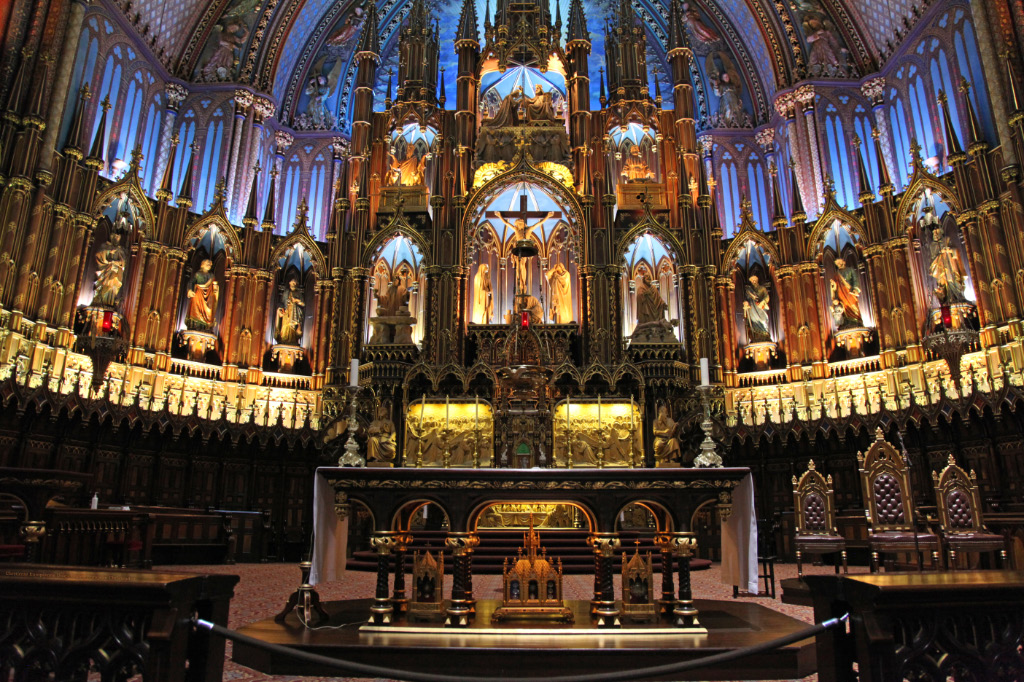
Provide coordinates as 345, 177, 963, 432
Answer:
233, 598, 817, 681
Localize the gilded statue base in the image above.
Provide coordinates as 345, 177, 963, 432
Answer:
379, 185, 428, 213
180, 330, 218, 363
617, 183, 667, 210
271, 344, 304, 373
929, 302, 976, 330
744, 341, 777, 371
490, 604, 575, 623
833, 327, 871, 358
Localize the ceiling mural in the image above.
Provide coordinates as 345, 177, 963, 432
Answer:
149, 0, 911, 130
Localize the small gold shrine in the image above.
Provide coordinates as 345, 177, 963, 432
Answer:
408, 550, 446, 620
620, 542, 657, 622
491, 516, 573, 623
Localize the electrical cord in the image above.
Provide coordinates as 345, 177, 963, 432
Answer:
195, 612, 848, 682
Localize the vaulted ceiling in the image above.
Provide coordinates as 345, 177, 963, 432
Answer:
127, 0, 920, 125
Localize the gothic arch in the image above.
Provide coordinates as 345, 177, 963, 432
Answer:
270, 227, 327, 280
182, 213, 241, 261
93, 174, 155, 239
722, 227, 780, 268
895, 175, 962, 229
808, 205, 867, 250
615, 222, 686, 266
362, 221, 433, 269
463, 164, 586, 264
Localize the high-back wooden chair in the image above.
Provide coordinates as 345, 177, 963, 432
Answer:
792, 460, 847, 576
932, 455, 1007, 569
858, 429, 939, 572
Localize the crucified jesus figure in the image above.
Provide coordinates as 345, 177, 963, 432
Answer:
494, 211, 553, 295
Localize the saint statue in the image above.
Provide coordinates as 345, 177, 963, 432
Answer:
388, 146, 427, 186
274, 278, 305, 345
743, 274, 771, 343
185, 259, 219, 332
517, 294, 544, 326
375, 268, 414, 316
829, 257, 862, 329
91, 232, 126, 308
484, 87, 523, 127
927, 225, 968, 304
367, 405, 396, 463
652, 406, 683, 464
546, 262, 573, 323
472, 264, 494, 324
620, 145, 655, 183
522, 85, 559, 124
635, 273, 668, 324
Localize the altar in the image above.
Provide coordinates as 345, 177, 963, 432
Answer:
308, 465, 756, 629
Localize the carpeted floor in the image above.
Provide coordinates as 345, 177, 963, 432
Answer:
168, 560, 866, 682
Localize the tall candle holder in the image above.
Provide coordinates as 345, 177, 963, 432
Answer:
628, 420, 637, 468
594, 421, 607, 469
439, 425, 454, 468
693, 385, 723, 468
339, 386, 365, 467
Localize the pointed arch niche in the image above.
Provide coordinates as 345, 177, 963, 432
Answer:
175, 223, 232, 364
814, 219, 877, 360
468, 181, 580, 326
621, 230, 684, 345
266, 244, 318, 374
382, 121, 439, 214
366, 232, 427, 346
730, 239, 782, 371
905, 189, 978, 333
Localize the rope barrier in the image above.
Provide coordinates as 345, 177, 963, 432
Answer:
194, 611, 848, 682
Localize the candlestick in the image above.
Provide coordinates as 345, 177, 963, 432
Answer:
597, 393, 601, 426
419, 399, 425, 428
445, 395, 449, 429
700, 357, 709, 386
349, 358, 359, 387
566, 393, 570, 430
630, 396, 635, 430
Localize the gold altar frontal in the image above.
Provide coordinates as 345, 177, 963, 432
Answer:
361, 599, 705, 635
405, 400, 495, 467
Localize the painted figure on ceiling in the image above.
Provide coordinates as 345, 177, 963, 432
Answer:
791, 0, 850, 77
743, 274, 771, 342
546, 262, 573, 324
706, 51, 749, 128
197, 0, 258, 82
185, 259, 219, 332
682, 1, 720, 43
274, 278, 305, 345
91, 232, 126, 308
302, 75, 336, 130
829, 258, 863, 328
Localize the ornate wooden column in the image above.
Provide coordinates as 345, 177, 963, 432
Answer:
390, 531, 413, 616
369, 530, 398, 625
588, 531, 621, 628
715, 274, 736, 385
445, 532, 479, 627
670, 531, 699, 628
654, 532, 675, 616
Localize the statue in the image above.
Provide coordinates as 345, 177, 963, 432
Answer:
484, 87, 523, 128
652, 405, 683, 464
516, 294, 544, 326
367, 405, 397, 463
375, 269, 413, 316
620, 145, 655, 183
829, 257, 862, 329
91, 233, 126, 308
472, 264, 494, 324
407, 418, 440, 464
185, 259, 219, 332
523, 85, 559, 124
389, 146, 427, 186
743, 274, 771, 343
926, 224, 968, 304
494, 211, 552, 294
546, 262, 573, 323
635, 273, 667, 324
302, 75, 335, 130
274, 278, 305, 345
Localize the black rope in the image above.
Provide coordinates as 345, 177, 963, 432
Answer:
195, 612, 847, 682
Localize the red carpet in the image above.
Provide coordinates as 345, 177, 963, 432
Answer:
167, 561, 864, 681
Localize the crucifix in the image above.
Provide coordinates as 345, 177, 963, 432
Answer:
484, 194, 560, 300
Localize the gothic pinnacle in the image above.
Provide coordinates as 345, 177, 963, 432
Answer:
244, 164, 262, 227
262, 167, 278, 232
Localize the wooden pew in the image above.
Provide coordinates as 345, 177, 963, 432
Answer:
0, 564, 237, 682
127, 506, 271, 565
41, 508, 153, 568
